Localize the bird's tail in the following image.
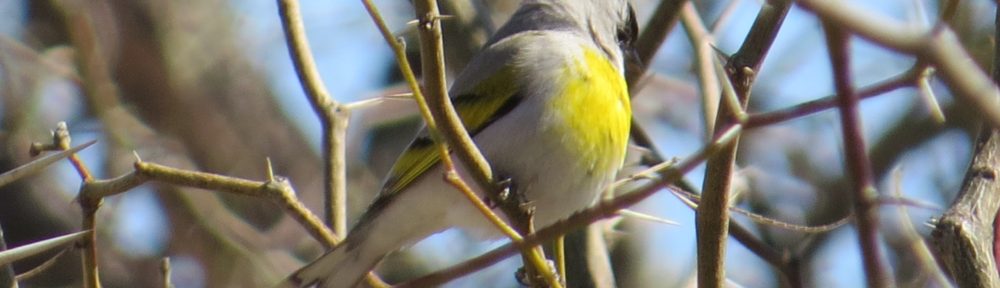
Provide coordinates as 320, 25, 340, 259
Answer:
274, 238, 384, 288
274, 200, 451, 288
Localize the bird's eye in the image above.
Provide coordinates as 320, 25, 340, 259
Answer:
617, 4, 638, 47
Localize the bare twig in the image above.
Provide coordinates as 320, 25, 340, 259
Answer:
276, 0, 349, 236
797, 0, 1000, 131
680, 3, 722, 137
929, 7, 1000, 288
697, 2, 790, 287
888, 169, 952, 287
0, 224, 10, 288
822, 21, 891, 287
15, 248, 70, 282
133, 160, 339, 248
161, 257, 172, 288
745, 66, 922, 128
627, 0, 688, 85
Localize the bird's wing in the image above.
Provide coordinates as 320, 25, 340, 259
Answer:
380, 65, 523, 196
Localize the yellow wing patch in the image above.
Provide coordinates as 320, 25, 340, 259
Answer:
382, 67, 521, 195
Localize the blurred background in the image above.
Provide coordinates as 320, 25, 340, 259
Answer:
0, 0, 996, 287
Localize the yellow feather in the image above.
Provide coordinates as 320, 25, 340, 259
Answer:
548, 46, 631, 172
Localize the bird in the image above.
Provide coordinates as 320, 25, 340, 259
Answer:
280, 0, 637, 287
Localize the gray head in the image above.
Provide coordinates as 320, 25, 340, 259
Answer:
488, 0, 639, 71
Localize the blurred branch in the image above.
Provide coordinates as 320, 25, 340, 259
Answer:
161, 258, 172, 288
697, 2, 790, 288
679, 3, 721, 137
796, 0, 1000, 132
0, 224, 10, 288
930, 8, 1000, 288
628, 0, 687, 168
438, 0, 494, 72
14, 245, 69, 282
12, 0, 332, 285
276, 0, 349, 237
627, 0, 687, 85
822, 21, 892, 287
745, 65, 922, 128
888, 169, 952, 287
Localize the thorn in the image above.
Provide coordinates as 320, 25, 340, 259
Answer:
266, 157, 275, 182
709, 44, 731, 63
618, 209, 680, 226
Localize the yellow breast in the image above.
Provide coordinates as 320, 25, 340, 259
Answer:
548, 46, 632, 173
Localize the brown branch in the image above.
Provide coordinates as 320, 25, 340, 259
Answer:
929, 7, 1000, 287
796, 0, 1000, 132
0, 224, 10, 288
34, 122, 101, 288
697, 1, 790, 287
822, 21, 891, 287
746, 65, 922, 128
160, 257, 172, 288
627, 0, 688, 85
622, 3, 804, 285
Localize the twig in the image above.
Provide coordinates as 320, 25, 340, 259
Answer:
0, 224, 10, 288
796, 0, 1000, 131
132, 160, 339, 248
36, 123, 100, 288
680, 3, 722, 137
627, 0, 689, 168
15, 248, 70, 282
929, 7, 1000, 287
161, 257, 173, 288
888, 169, 952, 287
276, 0, 349, 236
745, 66, 922, 128
627, 0, 688, 85
822, 21, 891, 287
696, 2, 790, 287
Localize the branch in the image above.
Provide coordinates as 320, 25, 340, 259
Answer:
822, 21, 891, 287
696, 1, 790, 287
626, 0, 688, 86
796, 0, 1000, 132
276, 0, 349, 236
930, 7, 1000, 287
